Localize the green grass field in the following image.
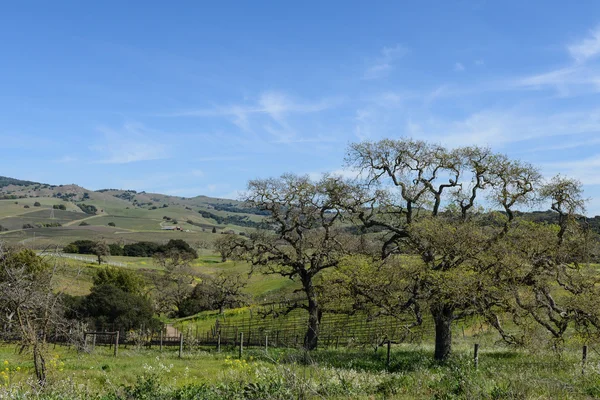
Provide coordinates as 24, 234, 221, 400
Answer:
1, 336, 599, 399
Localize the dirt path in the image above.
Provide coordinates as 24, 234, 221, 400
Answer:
63, 213, 106, 226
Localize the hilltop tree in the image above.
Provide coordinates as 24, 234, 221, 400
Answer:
340, 139, 599, 360
236, 174, 351, 350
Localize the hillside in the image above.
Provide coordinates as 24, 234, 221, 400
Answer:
0, 175, 263, 249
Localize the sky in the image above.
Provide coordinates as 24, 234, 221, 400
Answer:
2, 1, 600, 215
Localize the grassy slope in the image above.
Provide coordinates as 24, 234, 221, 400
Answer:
0, 180, 259, 248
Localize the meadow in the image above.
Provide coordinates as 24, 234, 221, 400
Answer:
2, 334, 600, 399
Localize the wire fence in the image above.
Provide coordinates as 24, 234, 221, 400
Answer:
38, 251, 126, 267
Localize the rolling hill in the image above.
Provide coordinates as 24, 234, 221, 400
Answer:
0, 175, 262, 249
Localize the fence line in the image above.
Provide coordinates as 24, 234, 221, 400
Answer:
38, 252, 126, 267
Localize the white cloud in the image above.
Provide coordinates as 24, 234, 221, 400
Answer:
406, 107, 600, 149
542, 154, 600, 186
454, 62, 465, 72
568, 25, 600, 63
475, 59, 485, 66
92, 123, 170, 164
191, 169, 205, 177
162, 91, 339, 134
364, 44, 407, 80
516, 25, 600, 95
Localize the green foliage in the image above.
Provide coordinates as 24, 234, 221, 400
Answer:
63, 243, 78, 254
76, 284, 158, 331
52, 204, 66, 210
77, 203, 97, 214
123, 241, 164, 257
0, 248, 49, 279
0, 175, 40, 188
63, 240, 96, 254
122, 239, 197, 258
108, 222, 116, 227
33, 201, 41, 206
108, 243, 123, 256
113, 190, 136, 201
93, 266, 143, 295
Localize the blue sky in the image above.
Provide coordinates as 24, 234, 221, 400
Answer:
2, 1, 600, 215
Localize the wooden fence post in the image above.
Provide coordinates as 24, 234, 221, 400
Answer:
386, 340, 391, 370
114, 331, 119, 357
474, 343, 479, 369
265, 334, 268, 354
92, 334, 96, 351
239, 332, 244, 359
582, 345, 588, 375
179, 333, 183, 358
160, 330, 163, 352
217, 333, 221, 353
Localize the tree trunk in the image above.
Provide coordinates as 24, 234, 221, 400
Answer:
302, 274, 321, 351
33, 342, 46, 386
304, 299, 320, 350
431, 303, 454, 361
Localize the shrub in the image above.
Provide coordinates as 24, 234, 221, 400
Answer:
63, 244, 79, 253
77, 203, 97, 214
33, 201, 41, 206
108, 222, 116, 227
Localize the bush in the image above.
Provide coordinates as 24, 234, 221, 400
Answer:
53, 204, 66, 210
79, 221, 89, 226
108, 222, 116, 227
77, 203, 97, 214
23, 205, 30, 208
109, 243, 123, 256
22, 223, 35, 229
64, 240, 97, 254
76, 284, 159, 331
63, 244, 79, 254
33, 201, 41, 206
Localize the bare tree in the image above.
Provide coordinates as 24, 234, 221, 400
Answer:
0, 245, 67, 386
236, 174, 351, 350
152, 249, 196, 316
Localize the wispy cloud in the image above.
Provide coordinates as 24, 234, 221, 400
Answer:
91, 123, 170, 164
517, 25, 600, 95
454, 62, 465, 72
406, 107, 600, 148
161, 91, 340, 133
568, 25, 600, 63
363, 44, 407, 80
542, 154, 600, 186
